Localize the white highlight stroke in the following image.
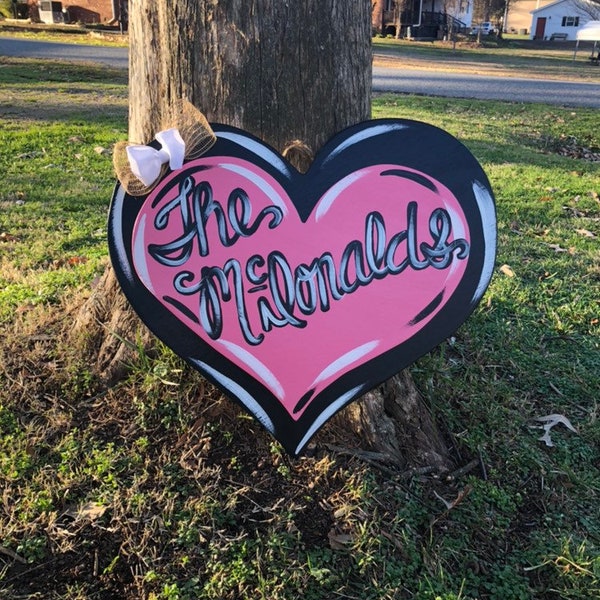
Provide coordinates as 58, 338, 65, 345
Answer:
219, 162, 289, 216
294, 384, 367, 456
471, 180, 497, 304
217, 131, 292, 178
110, 186, 134, 282
190, 359, 275, 434
311, 341, 380, 388
132, 213, 154, 294
321, 123, 408, 166
216, 339, 286, 401
315, 171, 369, 222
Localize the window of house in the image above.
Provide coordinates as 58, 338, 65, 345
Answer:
561, 16, 580, 27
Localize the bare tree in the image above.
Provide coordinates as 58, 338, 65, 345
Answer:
443, 0, 464, 45
393, 0, 410, 39
573, 0, 600, 19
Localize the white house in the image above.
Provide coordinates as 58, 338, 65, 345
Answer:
530, 0, 597, 40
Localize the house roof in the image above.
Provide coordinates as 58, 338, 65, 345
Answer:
531, 0, 571, 14
531, 0, 597, 13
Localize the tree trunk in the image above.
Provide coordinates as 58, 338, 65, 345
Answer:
71, 0, 453, 471
128, 0, 371, 151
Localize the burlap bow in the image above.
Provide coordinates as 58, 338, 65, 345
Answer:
113, 100, 216, 196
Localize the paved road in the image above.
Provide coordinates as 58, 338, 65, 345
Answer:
2, 36, 600, 108
0, 36, 129, 69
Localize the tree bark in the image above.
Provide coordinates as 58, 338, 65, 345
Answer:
71, 0, 452, 471
341, 373, 452, 470
128, 0, 372, 150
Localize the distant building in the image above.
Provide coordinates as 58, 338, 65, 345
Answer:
25, 0, 123, 26
530, 0, 597, 39
372, 0, 473, 38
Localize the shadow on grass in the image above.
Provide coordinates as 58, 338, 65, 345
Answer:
0, 99, 128, 124
0, 56, 127, 83
0, 57, 128, 124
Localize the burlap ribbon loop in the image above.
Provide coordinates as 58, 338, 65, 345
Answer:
114, 100, 216, 197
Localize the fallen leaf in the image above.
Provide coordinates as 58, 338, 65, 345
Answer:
434, 486, 472, 511
63, 501, 108, 522
547, 243, 568, 253
328, 530, 354, 550
500, 264, 515, 277
68, 256, 88, 266
575, 228, 596, 238
533, 414, 578, 447
0, 232, 19, 243
7, 191, 26, 202
52, 256, 89, 269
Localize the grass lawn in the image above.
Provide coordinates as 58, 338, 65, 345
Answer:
0, 56, 599, 600
0, 20, 129, 46
373, 37, 600, 81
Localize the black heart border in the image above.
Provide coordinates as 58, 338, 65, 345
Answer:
108, 119, 496, 456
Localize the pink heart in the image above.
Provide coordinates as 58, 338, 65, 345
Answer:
110, 121, 495, 455
134, 157, 470, 410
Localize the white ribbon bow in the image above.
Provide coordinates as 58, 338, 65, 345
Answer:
126, 128, 186, 187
